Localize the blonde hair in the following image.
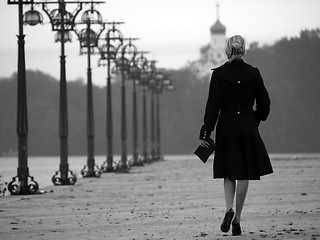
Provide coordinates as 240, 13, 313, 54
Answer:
226, 35, 246, 59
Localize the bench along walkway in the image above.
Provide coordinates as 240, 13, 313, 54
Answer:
0, 155, 319, 240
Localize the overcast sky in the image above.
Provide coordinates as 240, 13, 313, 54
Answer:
0, 0, 319, 86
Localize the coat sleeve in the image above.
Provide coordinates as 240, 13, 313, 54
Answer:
199, 70, 221, 140
254, 68, 270, 124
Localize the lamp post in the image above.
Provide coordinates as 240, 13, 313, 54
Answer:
138, 57, 151, 163
148, 60, 157, 162
98, 21, 124, 172
115, 38, 138, 172
129, 51, 149, 166
42, 0, 79, 185
7, 0, 42, 195
154, 71, 164, 161
155, 83, 161, 160
128, 60, 140, 166
154, 72, 174, 161
41, 0, 103, 185
75, 3, 104, 178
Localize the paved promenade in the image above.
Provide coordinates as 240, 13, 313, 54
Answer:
1, 155, 320, 240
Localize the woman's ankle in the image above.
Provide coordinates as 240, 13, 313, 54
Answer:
226, 208, 234, 213
233, 216, 240, 223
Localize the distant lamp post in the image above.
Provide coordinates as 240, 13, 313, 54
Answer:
75, 4, 104, 178
154, 71, 164, 161
154, 72, 174, 160
98, 22, 123, 172
128, 52, 147, 167
138, 57, 150, 163
148, 60, 157, 162
7, 0, 42, 195
114, 38, 138, 172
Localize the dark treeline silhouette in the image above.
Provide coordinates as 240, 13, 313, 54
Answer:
1, 29, 319, 155
245, 29, 320, 153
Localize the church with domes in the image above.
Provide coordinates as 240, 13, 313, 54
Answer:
191, 2, 227, 78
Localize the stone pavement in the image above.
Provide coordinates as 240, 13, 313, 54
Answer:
0, 155, 320, 240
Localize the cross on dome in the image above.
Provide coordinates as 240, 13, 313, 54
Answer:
210, 1, 226, 34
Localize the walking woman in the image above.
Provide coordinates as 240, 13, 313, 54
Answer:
199, 35, 273, 236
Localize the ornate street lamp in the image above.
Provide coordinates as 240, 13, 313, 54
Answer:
138, 56, 151, 163
154, 71, 164, 161
7, 0, 42, 195
75, 3, 104, 178
154, 72, 174, 160
98, 21, 123, 172
127, 60, 140, 166
114, 38, 138, 172
40, 0, 103, 185
41, 0, 80, 185
127, 52, 148, 167
147, 60, 158, 162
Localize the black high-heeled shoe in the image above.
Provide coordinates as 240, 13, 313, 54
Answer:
220, 209, 234, 233
232, 217, 242, 236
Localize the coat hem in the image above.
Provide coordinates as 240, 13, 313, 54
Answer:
213, 171, 273, 180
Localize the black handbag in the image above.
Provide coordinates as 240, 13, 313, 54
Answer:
194, 138, 217, 163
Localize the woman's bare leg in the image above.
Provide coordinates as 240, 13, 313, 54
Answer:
235, 180, 249, 222
224, 178, 236, 212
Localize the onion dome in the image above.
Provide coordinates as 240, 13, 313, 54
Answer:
210, 19, 226, 34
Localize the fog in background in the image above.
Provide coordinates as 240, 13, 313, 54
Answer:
0, 0, 319, 86
1, 0, 320, 155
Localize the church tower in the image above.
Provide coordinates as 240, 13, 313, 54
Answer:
208, 2, 226, 65
191, 1, 227, 78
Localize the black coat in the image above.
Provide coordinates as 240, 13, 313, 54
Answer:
199, 59, 273, 180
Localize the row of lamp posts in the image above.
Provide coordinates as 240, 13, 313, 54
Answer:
6, 0, 175, 195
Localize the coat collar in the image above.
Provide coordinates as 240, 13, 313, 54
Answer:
211, 58, 247, 71
212, 59, 256, 85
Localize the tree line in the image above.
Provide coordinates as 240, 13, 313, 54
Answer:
1, 29, 319, 156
